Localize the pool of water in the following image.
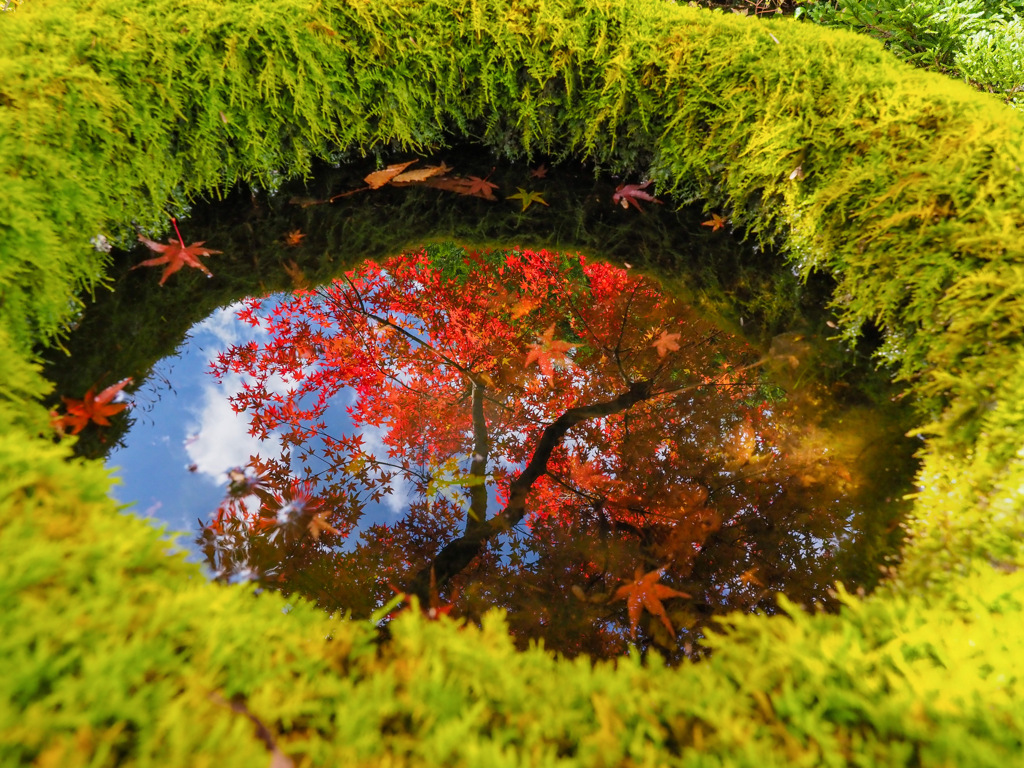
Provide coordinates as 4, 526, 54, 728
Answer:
42, 151, 919, 662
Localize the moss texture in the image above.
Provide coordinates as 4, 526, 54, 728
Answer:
1, 0, 1022, 763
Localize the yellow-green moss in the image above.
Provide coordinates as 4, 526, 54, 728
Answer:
2, 0, 1023, 763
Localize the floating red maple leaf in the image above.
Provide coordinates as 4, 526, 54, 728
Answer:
524, 323, 575, 380
613, 566, 690, 639
58, 377, 132, 435
612, 181, 662, 211
135, 219, 221, 285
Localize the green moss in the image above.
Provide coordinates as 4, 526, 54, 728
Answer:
3, 472, 1022, 764
2, 0, 1023, 762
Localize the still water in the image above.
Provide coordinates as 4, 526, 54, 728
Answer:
45, 153, 918, 662
100, 244, 914, 662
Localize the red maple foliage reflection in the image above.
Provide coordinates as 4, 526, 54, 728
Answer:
201, 245, 865, 659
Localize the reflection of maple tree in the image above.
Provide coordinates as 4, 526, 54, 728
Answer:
202, 245, 865, 660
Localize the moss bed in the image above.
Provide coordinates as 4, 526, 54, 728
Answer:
1, 0, 1022, 764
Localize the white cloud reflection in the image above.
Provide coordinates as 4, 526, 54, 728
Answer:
184, 300, 411, 519
184, 305, 278, 483
193, 301, 267, 348
184, 370, 273, 483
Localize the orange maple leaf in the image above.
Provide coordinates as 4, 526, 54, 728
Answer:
135, 220, 221, 285
524, 323, 575, 380
364, 160, 416, 189
283, 229, 306, 247
59, 377, 132, 435
307, 511, 341, 541
738, 567, 764, 587
652, 330, 681, 358
390, 164, 448, 184
508, 296, 542, 320
701, 213, 727, 232
613, 566, 690, 639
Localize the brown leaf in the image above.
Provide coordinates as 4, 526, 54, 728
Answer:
288, 195, 328, 208
364, 161, 416, 189
307, 511, 340, 541
390, 165, 448, 184
462, 175, 499, 199
424, 174, 499, 200
652, 330, 681, 358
